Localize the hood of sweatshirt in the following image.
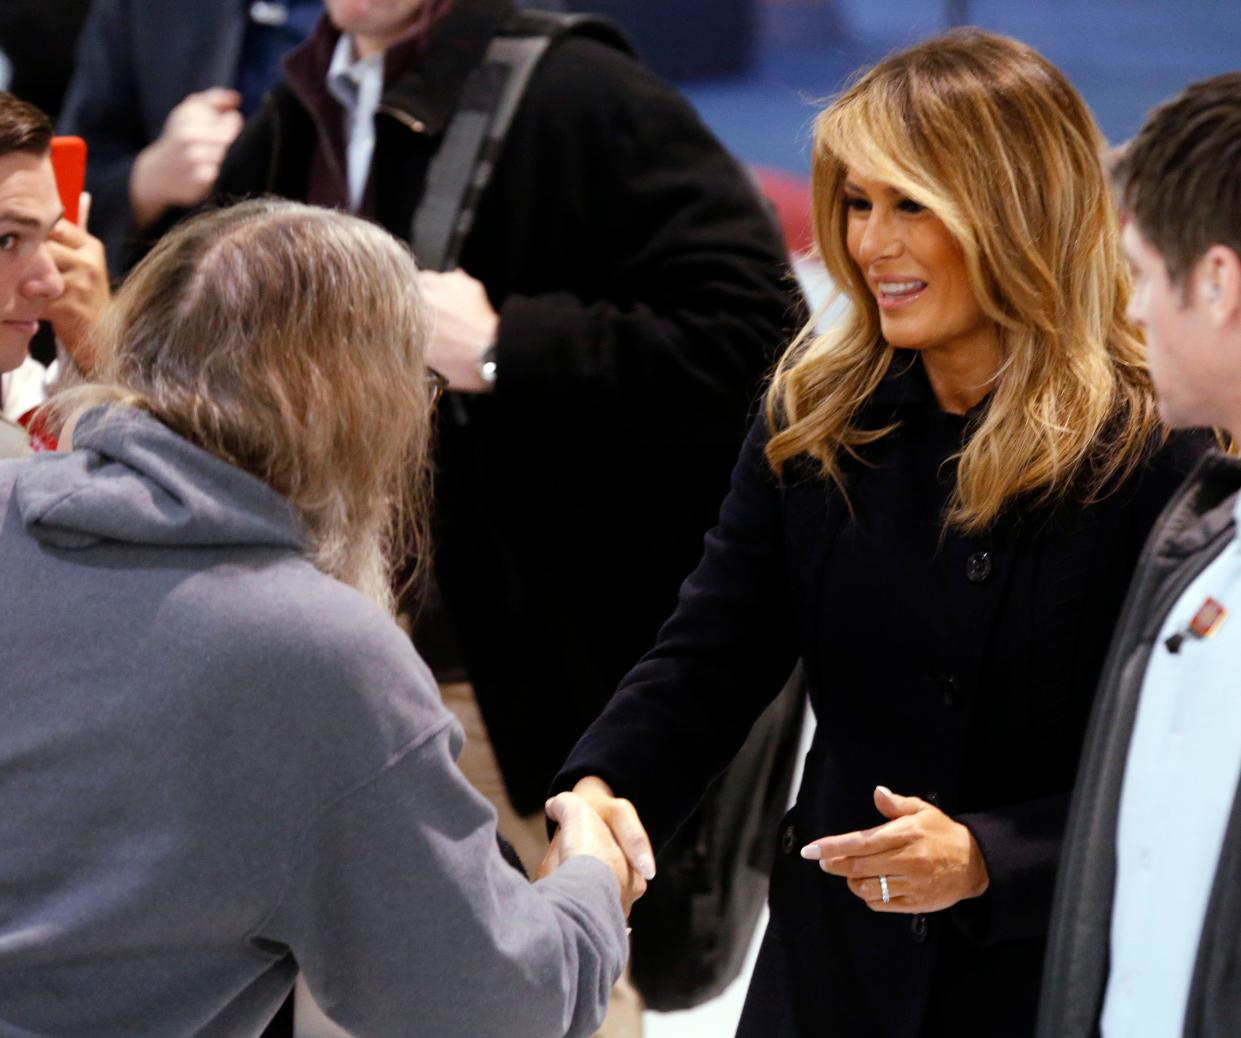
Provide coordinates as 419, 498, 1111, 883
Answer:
13, 406, 306, 552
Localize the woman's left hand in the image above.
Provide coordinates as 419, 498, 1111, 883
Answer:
800, 785, 989, 914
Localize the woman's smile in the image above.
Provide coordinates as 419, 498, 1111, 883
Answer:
872, 277, 929, 309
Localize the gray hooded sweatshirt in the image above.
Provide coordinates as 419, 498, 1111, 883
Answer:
0, 407, 626, 1037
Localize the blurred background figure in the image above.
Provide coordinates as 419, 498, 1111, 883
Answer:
0, 0, 92, 120
214, 1, 803, 1033
57, 0, 322, 278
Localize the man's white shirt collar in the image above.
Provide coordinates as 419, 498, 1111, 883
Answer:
326, 34, 385, 212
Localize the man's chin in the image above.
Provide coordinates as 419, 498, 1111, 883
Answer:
1155, 394, 1205, 431
0, 326, 33, 376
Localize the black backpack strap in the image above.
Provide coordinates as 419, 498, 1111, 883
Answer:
411, 10, 631, 271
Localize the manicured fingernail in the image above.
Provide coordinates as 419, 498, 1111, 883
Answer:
876, 785, 892, 797
637, 854, 656, 880
800, 843, 822, 860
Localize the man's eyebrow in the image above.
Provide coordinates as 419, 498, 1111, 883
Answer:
0, 209, 65, 232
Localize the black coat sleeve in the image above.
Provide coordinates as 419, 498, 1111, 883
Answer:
951, 428, 1215, 946
553, 417, 801, 848
483, 39, 802, 444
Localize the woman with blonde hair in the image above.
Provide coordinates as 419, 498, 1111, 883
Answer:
554, 29, 1207, 1037
0, 199, 641, 1035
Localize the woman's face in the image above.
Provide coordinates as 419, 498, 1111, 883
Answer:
843, 170, 996, 364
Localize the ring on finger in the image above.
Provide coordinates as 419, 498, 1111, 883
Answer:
879, 874, 890, 904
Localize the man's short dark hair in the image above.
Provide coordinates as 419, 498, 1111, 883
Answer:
0, 91, 53, 159
1115, 71, 1241, 288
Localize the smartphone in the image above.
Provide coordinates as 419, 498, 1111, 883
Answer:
50, 136, 88, 226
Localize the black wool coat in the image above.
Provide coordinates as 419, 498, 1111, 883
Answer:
557, 355, 1208, 1037
213, 0, 802, 813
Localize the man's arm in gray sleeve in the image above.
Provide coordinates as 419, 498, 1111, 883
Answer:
251, 720, 628, 1038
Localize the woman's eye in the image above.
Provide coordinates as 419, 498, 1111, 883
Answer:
898, 198, 926, 215
843, 197, 871, 212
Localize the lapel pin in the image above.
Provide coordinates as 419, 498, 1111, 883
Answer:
1165, 596, 1228, 654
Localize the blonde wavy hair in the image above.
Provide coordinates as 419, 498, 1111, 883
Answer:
53, 199, 434, 611
766, 29, 1160, 529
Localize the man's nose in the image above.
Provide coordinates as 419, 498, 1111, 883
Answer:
21, 242, 65, 303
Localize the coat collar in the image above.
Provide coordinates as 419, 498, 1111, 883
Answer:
868, 350, 936, 415
283, 0, 500, 141
1151, 449, 1241, 560
378, 0, 514, 136
866, 349, 990, 426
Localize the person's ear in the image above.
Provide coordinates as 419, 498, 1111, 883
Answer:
1197, 245, 1241, 325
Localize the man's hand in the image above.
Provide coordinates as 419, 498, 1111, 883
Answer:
417, 269, 499, 392
44, 194, 110, 374
800, 785, 990, 914
537, 792, 647, 916
130, 88, 244, 230
571, 776, 656, 882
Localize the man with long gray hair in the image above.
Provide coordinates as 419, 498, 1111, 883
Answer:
0, 198, 640, 1036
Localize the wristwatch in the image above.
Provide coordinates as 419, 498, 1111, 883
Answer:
478, 342, 498, 390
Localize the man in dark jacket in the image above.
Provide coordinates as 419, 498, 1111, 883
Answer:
213, 1, 799, 1029
215, 2, 796, 851
58, 0, 321, 278
1039, 72, 1241, 1038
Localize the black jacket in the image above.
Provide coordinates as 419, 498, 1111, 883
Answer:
214, 0, 802, 812
1038, 451, 1241, 1038
58, 0, 249, 276
557, 355, 1208, 1036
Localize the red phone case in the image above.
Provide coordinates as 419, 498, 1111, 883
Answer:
50, 136, 88, 226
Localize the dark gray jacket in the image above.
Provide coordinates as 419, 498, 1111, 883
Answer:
1039, 449, 1241, 1038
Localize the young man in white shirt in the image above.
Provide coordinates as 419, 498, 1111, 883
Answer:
0, 90, 109, 456
1039, 71, 1241, 1038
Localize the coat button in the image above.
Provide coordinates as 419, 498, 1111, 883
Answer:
940, 674, 960, 707
966, 550, 992, 583
781, 824, 798, 855
911, 915, 929, 943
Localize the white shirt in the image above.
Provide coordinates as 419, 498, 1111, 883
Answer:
1102, 495, 1241, 1038
1, 355, 55, 422
326, 34, 385, 212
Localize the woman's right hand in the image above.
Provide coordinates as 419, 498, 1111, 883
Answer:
572, 776, 657, 881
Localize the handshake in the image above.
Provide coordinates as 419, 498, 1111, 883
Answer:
536, 777, 657, 915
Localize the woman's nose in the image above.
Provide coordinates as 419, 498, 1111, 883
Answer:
855, 208, 902, 266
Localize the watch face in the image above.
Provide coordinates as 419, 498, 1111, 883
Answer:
479, 344, 498, 386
